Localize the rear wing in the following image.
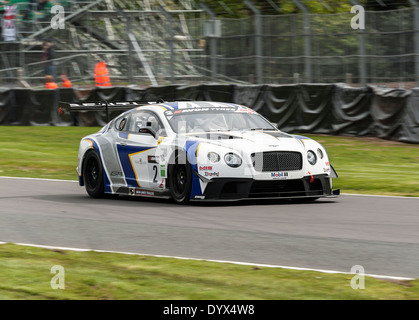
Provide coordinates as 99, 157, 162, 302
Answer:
58, 100, 163, 122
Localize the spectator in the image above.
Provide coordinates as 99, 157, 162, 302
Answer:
94, 61, 112, 87
60, 74, 72, 88
42, 40, 56, 79
17, 68, 31, 88
2, 3, 17, 42
45, 75, 58, 89
21, 0, 35, 34
0, 3, 4, 41
36, 0, 53, 20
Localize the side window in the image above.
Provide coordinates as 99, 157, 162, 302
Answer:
115, 116, 128, 131
129, 111, 166, 136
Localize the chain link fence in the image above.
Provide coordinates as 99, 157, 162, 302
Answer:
0, 2, 418, 88
213, 8, 416, 87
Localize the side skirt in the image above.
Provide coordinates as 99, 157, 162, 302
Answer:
113, 186, 171, 199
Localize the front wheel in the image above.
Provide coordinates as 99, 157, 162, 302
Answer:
83, 150, 105, 198
168, 151, 192, 204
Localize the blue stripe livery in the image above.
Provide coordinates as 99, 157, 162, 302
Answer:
116, 144, 153, 187
184, 140, 202, 199
85, 138, 112, 193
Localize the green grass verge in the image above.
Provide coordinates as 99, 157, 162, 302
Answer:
1, 243, 419, 300
308, 134, 419, 197
0, 126, 95, 181
1, 126, 418, 196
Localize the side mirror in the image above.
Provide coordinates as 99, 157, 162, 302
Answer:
138, 128, 156, 138
270, 122, 279, 129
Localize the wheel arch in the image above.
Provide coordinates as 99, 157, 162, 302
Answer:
167, 141, 203, 201
79, 148, 97, 186
82, 148, 107, 198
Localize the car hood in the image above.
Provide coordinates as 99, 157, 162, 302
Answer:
180, 130, 308, 154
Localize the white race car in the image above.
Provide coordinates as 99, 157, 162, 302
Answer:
61, 100, 339, 203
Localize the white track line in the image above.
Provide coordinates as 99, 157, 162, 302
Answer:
0, 241, 414, 281
0, 176, 78, 183
341, 193, 419, 199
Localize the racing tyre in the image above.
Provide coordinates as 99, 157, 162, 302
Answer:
83, 150, 105, 198
168, 151, 192, 204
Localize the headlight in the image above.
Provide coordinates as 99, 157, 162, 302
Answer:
207, 152, 220, 163
224, 152, 242, 168
317, 148, 324, 159
307, 150, 317, 165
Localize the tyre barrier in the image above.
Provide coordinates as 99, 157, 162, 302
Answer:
0, 83, 418, 143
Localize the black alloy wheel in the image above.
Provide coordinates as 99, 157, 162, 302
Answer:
168, 152, 192, 204
83, 150, 105, 198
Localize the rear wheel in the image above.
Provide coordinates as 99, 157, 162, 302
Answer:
83, 150, 105, 198
168, 151, 192, 204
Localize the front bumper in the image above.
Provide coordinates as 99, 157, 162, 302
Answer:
194, 174, 336, 201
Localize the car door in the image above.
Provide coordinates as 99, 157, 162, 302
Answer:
115, 110, 166, 189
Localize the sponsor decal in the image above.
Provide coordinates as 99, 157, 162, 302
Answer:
165, 107, 237, 116
324, 162, 330, 173
193, 195, 206, 200
135, 189, 155, 197
271, 172, 288, 179
199, 166, 213, 171
204, 171, 219, 177
148, 155, 158, 164
236, 106, 256, 114
130, 188, 155, 197
111, 171, 123, 177
160, 165, 166, 178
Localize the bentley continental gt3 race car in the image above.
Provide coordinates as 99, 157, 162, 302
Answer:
60, 101, 339, 204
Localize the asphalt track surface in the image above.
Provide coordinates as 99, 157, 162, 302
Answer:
1, 177, 419, 279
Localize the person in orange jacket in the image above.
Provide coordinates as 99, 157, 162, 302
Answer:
94, 61, 112, 87
45, 75, 58, 89
60, 74, 72, 88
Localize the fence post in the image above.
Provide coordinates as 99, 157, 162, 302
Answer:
19, 42, 25, 84
244, 0, 263, 84
350, 0, 366, 86
292, 0, 312, 83
159, 6, 175, 83
200, 2, 217, 82
125, 14, 134, 84
409, 0, 419, 87
358, 18, 366, 86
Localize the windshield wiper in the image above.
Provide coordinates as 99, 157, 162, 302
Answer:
250, 128, 276, 131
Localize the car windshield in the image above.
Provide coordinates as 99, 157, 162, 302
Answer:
164, 109, 276, 133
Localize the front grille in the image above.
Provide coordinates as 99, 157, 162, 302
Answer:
251, 151, 302, 172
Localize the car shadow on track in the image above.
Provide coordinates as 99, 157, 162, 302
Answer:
33, 193, 339, 208
190, 198, 338, 207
